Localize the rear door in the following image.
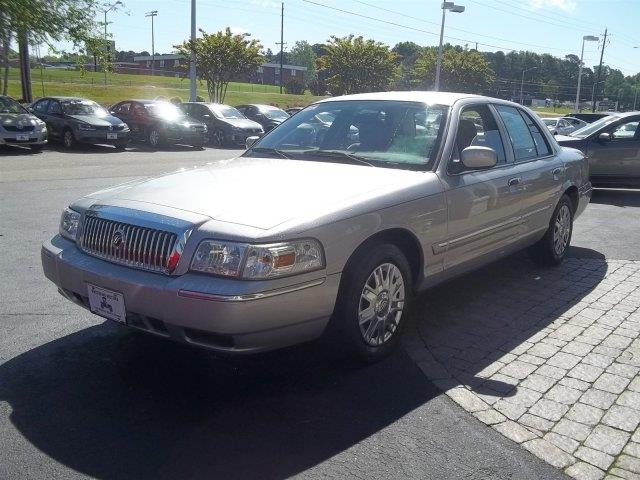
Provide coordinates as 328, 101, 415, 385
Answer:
439, 103, 524, 270
588, 117, 640, 180
494, 104, 563, 238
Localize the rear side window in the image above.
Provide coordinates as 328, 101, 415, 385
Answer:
48, 101, 62, 114
495, 105, 538, 161
520, 110, 551, 157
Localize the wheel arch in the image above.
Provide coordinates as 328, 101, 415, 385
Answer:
340, 228, 424, 294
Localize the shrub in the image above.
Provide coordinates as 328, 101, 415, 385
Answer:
308, 78, 327, 96
284, 79, 305, 95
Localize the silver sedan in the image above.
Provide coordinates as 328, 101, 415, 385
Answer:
0, 95, 47, 150
42, 92, 591, 361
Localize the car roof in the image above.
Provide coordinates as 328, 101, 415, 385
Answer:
41, 96, 88, 101
314, 91, 484, 106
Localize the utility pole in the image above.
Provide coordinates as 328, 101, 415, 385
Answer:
145, 11, 158, 77
278, 2, 284, 94
189, 0, 197, 101
634, 83, 638, 110
575, 35, 599, 112
592, 28, 608, 113
102, 1, 122, 86
435, 2, 465, 91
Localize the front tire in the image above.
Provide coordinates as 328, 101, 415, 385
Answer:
212, 129, 226, 147
530, 194, 573, 266
147, 126, 163, 149
328, 243, 412, 362
62, 129, 76, 149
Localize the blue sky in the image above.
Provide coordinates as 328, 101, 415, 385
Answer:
54, 0, 640, 75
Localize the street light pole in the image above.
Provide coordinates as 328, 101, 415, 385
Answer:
574, 35, 599, 113
145, 11, 158, 77
189, 0, 197, 101
435, 2, 465, 92
520, 67, 537, 105
102, 1, 122, 86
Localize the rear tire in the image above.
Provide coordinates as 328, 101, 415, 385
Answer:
530, 194, 573, 266
327, 243, 412, 362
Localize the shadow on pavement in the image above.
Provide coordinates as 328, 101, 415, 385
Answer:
590, 188, 640, 207
0, 324, 437, 480
412, 248, 607, 401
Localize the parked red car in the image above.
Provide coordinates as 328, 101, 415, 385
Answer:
109, 100, 207, 149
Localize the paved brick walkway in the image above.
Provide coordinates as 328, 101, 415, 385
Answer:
404, 256, 640, 480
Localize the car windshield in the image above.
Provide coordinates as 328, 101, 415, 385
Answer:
570, 115, 617, 138
245, 100, 449, 170
145, 102, 185, 120
62, 100, 108, 116
210, 105, 244, 119
259, 106, 289, 120
542, 119, 557, 126
0, 97, 28, 114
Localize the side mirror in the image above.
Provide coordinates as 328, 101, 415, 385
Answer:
461, 146, 497, 170
598, 132, 611, 142
245, 136, 259, 149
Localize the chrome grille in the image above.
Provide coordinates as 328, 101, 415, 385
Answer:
80, 216, 179, 274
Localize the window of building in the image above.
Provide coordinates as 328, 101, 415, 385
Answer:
291, 69, 296, 77
159, 60, 165, 68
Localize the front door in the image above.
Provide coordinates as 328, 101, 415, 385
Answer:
46, 100, 65, 139
588, 118, 640, 180
439, 103, 523, 270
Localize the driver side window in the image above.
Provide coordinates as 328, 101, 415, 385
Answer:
450, 104, 507, 173
48, 101, 62, 114
611, 120, 639, 140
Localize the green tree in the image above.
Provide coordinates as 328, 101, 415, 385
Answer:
175, 27, 263, 103
289, 40, 317, 86
411, 46, 494, 94
0, 0, 103, 95
317, 35, 399, 95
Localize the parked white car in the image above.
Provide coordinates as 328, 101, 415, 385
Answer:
542, 117, 587, 136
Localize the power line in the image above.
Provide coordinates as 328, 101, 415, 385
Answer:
352, 0, 577, 53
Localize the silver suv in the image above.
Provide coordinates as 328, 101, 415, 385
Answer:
42, 92, 591, 361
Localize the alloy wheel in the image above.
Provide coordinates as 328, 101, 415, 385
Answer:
214, 130, 225, 147
358, 263, 405, 346
553, 204, 571, 256
149, 129, 160, 147
63, 131, 74, 148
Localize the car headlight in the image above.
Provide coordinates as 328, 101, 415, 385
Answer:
190, 239, 324, 279
201, 124, 208, 133
59, 207, 81, 241
77, 123, 96, 131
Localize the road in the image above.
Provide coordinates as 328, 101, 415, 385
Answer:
1, 145, 636, 480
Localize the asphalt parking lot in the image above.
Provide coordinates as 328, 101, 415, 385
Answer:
1, 145, 638, 479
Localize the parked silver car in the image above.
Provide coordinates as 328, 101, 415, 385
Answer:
42, 92, 591, 361
541, 116, 586, 136
0, 95, 48, 150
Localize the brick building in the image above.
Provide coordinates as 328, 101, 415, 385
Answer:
127, 54, 306, 86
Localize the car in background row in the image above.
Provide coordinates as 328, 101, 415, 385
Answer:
541, 116, 587, 136
285, 107, 304, 116
0, 95, 48, 151
570, 112, 616, 124
556, 111, 640, 187
235, 104, 290, 132
110, 100, 207, 149
30, 96, 129, 149
180, 102, 263, 147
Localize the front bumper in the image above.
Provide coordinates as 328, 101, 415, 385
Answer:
41, 235, 340, 354
165, 129, 206, 145
0, 130, 47, 146
75, 130, 130, 144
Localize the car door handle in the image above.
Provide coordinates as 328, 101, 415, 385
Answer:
508, 177, 521, 187
552, 167, 563, 176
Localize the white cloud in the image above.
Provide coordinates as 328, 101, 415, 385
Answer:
249, 0, 281, 9
529, 0, 577, 12
229, 26, 249, 35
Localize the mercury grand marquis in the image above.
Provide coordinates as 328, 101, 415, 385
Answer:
42, 92, 592, 361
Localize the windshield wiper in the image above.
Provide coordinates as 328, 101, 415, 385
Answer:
250, 147, 292, 159
299, 149, 376, 167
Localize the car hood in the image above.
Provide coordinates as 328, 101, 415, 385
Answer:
81, 156, 431, 230
0, 113, 42, 126
221, 118, 263, 130
67, 114, 124, 126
